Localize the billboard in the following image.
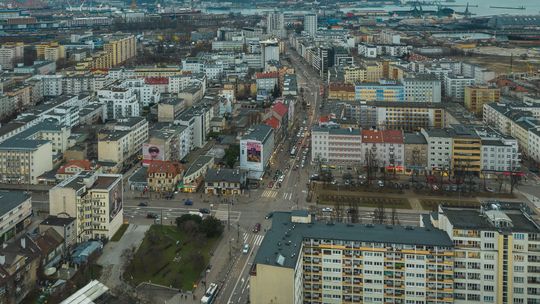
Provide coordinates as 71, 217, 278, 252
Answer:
109, 180, 123, 222
142, 143, 165, 165
246, 141, 262, 163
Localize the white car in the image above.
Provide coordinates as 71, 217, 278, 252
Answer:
322, 207, 333, 212
243, 243, 250, 254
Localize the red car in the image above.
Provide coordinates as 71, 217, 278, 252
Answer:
253, 223, 261, 233
267, 181, 274, 188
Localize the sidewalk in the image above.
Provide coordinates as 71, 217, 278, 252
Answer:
165, 225, 240, 304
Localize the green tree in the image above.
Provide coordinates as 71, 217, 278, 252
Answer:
272, 83, 280, 99
175, 214, 202, 229
200, 216, 224, 238
224, 144, 240, 168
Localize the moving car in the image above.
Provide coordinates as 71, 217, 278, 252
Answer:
146, 212, 158, 219
138, 202, 149, 207
322, 207, 333, 212
253, 223, 261, 233
265, 212, 274, 219
184, 199, 193, 206
199, 208, 210, 214
242, 243, 250, 254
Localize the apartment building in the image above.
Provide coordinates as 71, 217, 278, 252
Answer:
362, 129, 405, 172
355, 81, 405, 102
451, 125, 482, 175
304, 13, 318, 36
148, 124, 191, 162
444, 75, 475, 102
0, 42, 23, 69
176, 103, 215, 149
404, 132, 428, 174
49, 171, 123, 241
97, 87, 140, 119
343, 66, 367, 84
328, 83, 355, 101
103, 35, 137, 66
311, 126, 362, 164
475, 126, 520, 173
0, 191, 32, 242
240, 124, 274, 180
421, 128, 453, 173
120, 79, 161, 106
97, 117, 148, 171
464, 86, 500, 115
402, 75, 442, 103
250, 211, 454, 304
431, 203, 540, 304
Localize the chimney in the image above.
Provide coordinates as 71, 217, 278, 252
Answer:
21, 238, 26, 249
0, 255, 4, 265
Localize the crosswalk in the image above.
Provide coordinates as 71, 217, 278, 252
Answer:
282, 192, 293, 200
261, 190, 278, 198
243, 232, 264, 247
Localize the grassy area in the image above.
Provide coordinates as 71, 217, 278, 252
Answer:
420, 198, 479, 211
111, 223, 129, 242
125, 225, 219, 291
318, 192, 412, 209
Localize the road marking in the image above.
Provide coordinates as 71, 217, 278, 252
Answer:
227, 243, 255, 304
261, 190, 277, 198
254, 235, 264, 246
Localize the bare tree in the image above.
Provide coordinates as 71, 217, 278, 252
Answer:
391, 207, 400, 226
372, 202, 386, 225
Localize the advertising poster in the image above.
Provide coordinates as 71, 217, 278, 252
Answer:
142, 143, 165, 165
247, 141, 262, 163
109, 180, 123, 222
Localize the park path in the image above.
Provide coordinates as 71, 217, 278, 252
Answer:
97, 224, 150, 290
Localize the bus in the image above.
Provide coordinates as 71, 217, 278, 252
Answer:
201, 283, 219, 304
290, 146, 297, 157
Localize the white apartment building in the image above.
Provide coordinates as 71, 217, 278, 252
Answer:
432, 203, 540, 304
176, 104, 214, 149
120, 79, 160, 106
421, 128, 453, 171
168, 74, 192, 93
266, 11, 285, 38
475, 127, 520, 173
444, 75, 475, 102
182, 58, 205, 73
461, 63, 496, 85
357, 43, 377, 58
362, 129, 405, 170
97, 87, 140, 119
261, 39, 280, 71
304, 13, 317, 36
402, 75, 442, 103
49, 172, 124, 241
0, 47, 17, 70
42, 75, 63, 97
311, 127, 362, 163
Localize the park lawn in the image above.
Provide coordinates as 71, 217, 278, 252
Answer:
318, 193, 412, 209
126, 225, 219, 291
110, 223, 129, 242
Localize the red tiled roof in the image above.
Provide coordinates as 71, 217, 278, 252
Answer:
319, 116, 330, 123
255, 71, 279, 79
362, 130, 403, 144
147, 160, 183, 176
265, 117, 280, 130
272, 102, 288, 118
57, 159, 92, 174
145, 77, 169, 85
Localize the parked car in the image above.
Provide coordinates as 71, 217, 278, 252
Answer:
322, 207, 333, 212
242, 243, 250, 254
199, 208, 210, 214
253, 223, 261, 233
146, 212, 158, 219
138, 202, 149, 207
265, 212, 274, 219
268, 181, 274, 188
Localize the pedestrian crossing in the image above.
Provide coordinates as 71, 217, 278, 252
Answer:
261, 190, 278, 198
282, 192, 293, 200
243, 232, 264, 246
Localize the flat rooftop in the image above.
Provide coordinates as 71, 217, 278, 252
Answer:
255, 211, 453, 269
0, 191, 30, 217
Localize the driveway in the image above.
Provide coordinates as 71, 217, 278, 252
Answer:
97, 224, 150, 290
